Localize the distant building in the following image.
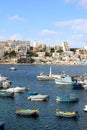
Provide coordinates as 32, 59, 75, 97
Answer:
36, 52, 45, 57
33, 40, 47, 52
84, 45, 87, 51
0, 47, 5, 58
62, 41, 70, 52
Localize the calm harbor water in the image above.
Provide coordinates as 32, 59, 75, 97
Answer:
0, 64, 87, 130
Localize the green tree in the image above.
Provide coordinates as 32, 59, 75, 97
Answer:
27, 50, 38, 57
45, 52, 52, 57
9, 50, 17, 57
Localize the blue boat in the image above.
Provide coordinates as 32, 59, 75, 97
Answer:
56, 109, 79, 118
29, 91, 38, 95
56, 94, 79, 102
72, 82, 84, 89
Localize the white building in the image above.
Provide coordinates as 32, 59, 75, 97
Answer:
62, 41, 70, 52
0, 47, 5, 58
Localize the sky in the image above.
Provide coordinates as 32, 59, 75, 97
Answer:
0, 0, 87, 48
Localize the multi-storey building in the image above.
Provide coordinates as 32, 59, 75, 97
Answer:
62, 41, 70, 52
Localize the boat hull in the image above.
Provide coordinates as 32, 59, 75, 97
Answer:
0, 87, 29, 93
56, 95, 79, 102
55, 76, 72, 85
0, 91, 14, 98
16, 109, 39, 117
37, 76, 54, 81
72, 82, 83, 89
55, 81, 72, 85
56, 109, 78, 118
83, 105, 87, 112
27, 94, 49, 101
83, 109, 87, 112
29, 91, 38, 95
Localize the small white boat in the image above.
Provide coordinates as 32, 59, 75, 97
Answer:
27, 94, 49, 101
83, 84, 87, 90
37, 72, 54, 81
37, 66, 61, 81
0, 74, 8, 81
0, 80, 11, 89
83, 105, 87, 112
10, 67, 17, 71
0, 86, 29, 93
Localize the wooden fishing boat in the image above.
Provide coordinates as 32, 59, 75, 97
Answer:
16, 109, 39, 117
56, 109, 79, 118
56, 94, 79, 102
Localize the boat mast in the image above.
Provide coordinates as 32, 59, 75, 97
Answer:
49, 66, 52, 77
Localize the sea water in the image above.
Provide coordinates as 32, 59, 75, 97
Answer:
0, 64, 87, 130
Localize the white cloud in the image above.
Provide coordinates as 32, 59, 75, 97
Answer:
54, 18, 87, 47
0, 36, 7, 40
64, 0, 73, 3
42, 39, 61, 47
8, 15, 25, 22
78, 0, 87, 8
64, 0, 87, 8
40, 29, 57, 36
9, 34, 23, 40
55, 19, 86, 27
55, 19, 87, 34
0, 33, 23, 41
0, 30, 6, 34
72, 34, 83, 41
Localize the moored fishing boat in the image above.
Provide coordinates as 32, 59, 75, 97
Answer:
0, 74, 8, 81
56, 109, 79, 118
9, 66, 17, 71
55, 75, 73, 85
0, 91, 14, 98
83, 84, 87, 90
29, 91, 38, 95
27, 94, 49, 101
37, 66, 60, 81
37, 72, 54, 81
83, 105, 87, 112
0, 80, 11, 89
72, 82, 84, 89
0, 86, 29, 93
56, 94, 79, 102
16, 109, 39, 117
